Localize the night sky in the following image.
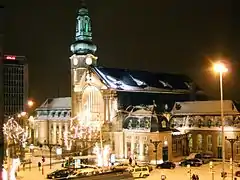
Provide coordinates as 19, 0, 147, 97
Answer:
1, 0, 237, 105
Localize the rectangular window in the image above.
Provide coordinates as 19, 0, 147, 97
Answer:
237, 143, 240, 155
207, 135, 212, 151
134, 143, 139, 155
172, 140, 177, 153
143, 144, 148, 155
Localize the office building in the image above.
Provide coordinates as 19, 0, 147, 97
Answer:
3, 55, 28, 117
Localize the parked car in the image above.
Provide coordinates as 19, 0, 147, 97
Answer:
47, 169, 74, 179
130, 166, 150, 178
180, 159, 203, 167
111, 163, 132, 172
235, 171, 240, 177
156, 161, 176, 169
187, 153, 213, 164
67, 168, 100, 179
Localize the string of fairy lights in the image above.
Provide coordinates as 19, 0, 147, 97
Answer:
3, 117, 28, 144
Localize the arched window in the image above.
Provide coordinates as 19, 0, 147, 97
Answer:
188, 134, 193, 152
197, 134, 203, 151
217, 134, 222, 147
207, 135, 212, 151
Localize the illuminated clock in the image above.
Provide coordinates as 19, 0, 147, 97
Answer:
85, 57, 92, 65
73, 57, 78, 66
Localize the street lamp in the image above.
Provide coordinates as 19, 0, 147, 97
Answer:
213, 62, 228, 180
150, 139, 161, 166
44, 140, 60, 169
27, 100, 34, 108
187, 164, 191, 180
209, 161, 214, 180
225, 136, 239, 180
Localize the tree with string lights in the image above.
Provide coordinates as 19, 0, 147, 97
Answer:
3, 117, 28, 180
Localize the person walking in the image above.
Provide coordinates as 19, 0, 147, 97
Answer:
38, 162, 41, 171
129, 157, 132, 165
192, 174, 196, 180
195, 174, 199, 180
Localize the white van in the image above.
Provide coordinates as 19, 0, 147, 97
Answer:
130, 166, 150, 178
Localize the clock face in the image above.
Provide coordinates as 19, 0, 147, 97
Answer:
73, 57, 78, 66
85, 57, 92, 65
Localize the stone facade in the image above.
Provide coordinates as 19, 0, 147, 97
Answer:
171, 100, 240, 160
34, 98, 71, 148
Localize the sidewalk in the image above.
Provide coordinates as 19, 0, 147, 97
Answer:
17, 163, 62, 180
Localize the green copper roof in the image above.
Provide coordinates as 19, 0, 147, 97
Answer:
70, 1, 97, 55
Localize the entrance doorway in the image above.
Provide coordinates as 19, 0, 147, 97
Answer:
162, 147, 168, 161
217, 147, 222, 158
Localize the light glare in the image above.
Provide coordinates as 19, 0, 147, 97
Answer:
213, 62, 228, 73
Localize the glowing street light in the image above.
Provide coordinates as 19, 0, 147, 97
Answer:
213, 62, 228, 73
213, 61, 228, 180
27, 100, 34, 108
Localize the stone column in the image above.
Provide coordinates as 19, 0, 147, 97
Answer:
59, 124, 62, 145
192, 132, 197, 152
212, 132, 218, 157
39, 120, 48, 144
64, 122, 68, 139
35, 122, 38, 141
108, 96, 112, 121
52, 122, 57, 144
202, 133, 207, 152
103, 95, 107, 122
131, 135, 135, 156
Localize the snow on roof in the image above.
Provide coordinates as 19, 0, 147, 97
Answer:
37, 97, 71, 110
131, 109, 153, 116
171, 100, 240, 116
92, 66, 202, 94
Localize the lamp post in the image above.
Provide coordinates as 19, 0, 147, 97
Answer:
209, 161, 214, 180
213, 62, 228, 180
150, 139, 161, 166
44, 140, 60, 169
187, 164, 191, 180
225, 136, 239, 180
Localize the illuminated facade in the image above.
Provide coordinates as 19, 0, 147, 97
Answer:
34, 98, 71, 147
68, 1, 207, 162
171, 100, 240, 159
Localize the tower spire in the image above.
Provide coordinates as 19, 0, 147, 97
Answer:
70, 0, 97, 55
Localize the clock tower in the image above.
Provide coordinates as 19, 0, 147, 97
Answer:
70, 0, 97, 117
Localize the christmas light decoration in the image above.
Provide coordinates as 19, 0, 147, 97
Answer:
93, 144, 110, 167
3, 118, 26, 143
3, 118, 30, 180
2, 168, 7, 180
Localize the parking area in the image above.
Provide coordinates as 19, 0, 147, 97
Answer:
140, 162, 240, 180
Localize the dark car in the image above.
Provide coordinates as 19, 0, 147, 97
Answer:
180, 159, 203, 167
235, 171, 240, 177
156, 162, 176, 169
47, 169, 73, 179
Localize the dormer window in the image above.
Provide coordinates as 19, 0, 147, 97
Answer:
51, 111, 56, 117
159, 80, 172, 88
176, 103, 181, 110
162, 120, 167, 128
131, 76, 147, 86
184, 82, 190, 89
